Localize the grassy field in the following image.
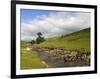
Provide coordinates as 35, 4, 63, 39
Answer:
20, 41, 47, 69
39, 28, 90, 52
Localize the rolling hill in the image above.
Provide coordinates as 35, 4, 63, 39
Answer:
39, 28, 90, 52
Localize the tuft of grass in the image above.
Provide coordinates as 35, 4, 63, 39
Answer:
20, 41, 47, 69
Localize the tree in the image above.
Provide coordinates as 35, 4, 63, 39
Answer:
36, 32, 45, 44
37, 32, 42, 37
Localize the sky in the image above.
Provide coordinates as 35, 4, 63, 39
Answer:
21, 9, 91, 41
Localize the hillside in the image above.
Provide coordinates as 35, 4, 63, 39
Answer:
39, 28, 90, 52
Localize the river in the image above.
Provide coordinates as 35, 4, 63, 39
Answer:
31, 45, 90, 68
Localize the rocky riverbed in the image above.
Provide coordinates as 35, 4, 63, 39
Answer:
31, 44, 90, 68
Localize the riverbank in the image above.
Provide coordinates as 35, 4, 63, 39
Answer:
20, 42, 47, 69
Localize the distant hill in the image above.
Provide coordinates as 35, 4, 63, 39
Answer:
39, 28, 90, 52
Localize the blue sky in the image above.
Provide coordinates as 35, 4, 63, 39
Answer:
21, 9, 51, 23
21, 9, 90, 41
21, 9, 76, 23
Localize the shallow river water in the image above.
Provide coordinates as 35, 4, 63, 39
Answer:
34, 50, 90, 68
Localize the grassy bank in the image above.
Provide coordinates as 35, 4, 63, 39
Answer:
20, 41, 47, 69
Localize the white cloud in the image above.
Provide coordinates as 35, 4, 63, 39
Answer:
21, 11, 90, 41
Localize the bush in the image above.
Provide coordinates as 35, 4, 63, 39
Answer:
31, 40, 35, 44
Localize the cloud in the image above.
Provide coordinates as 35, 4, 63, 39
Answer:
21, 11, 90, 41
